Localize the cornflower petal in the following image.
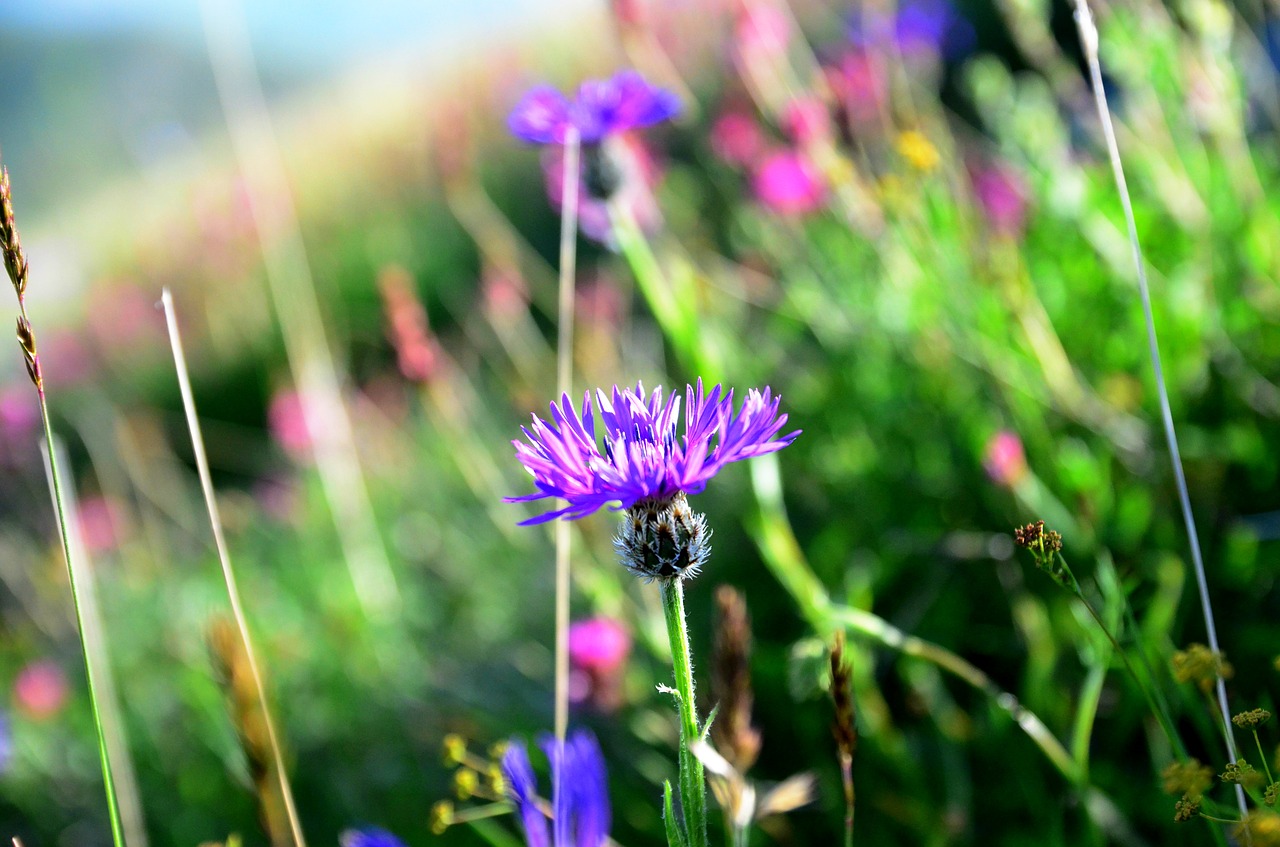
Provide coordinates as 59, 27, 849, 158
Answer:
509, 71, 679, 146
506, 382, 797, 523
502, 742, 551, 847
509, 86, 574, 144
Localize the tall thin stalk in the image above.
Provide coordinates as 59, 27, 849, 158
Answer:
199, 0, 400, 620
1, 165, 125, 847
553, 128, 581, 749
1071, 0, 1246, 822
161, 289, 307, 847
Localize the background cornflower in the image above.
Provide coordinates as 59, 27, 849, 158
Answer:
505, 381, 798, 526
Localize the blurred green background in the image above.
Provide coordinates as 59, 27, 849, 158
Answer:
1, 0, 1278, 845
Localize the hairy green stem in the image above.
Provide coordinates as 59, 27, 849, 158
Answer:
660, 578, 708, 847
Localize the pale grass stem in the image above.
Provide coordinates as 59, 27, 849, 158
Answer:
552, 128, 581, 818
161, 289, 307, 847
41, 439, 148, 847
199, 0, 400, 620
1071, 0, 1247, 824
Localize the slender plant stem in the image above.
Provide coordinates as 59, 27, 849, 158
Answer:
1072, 0, 1240, 766
660, 578, 708, 847
162, 290, 307, 847
1065, 573, 1186, 759
553, 128, 581, 749
1254, 730, 1274, 785
839, 753, 855, 847
36, 394, 126, 847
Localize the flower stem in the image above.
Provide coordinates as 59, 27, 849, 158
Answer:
660, 578, 708, 847
36, 390, 126, 847
1255, 730, 1275, 786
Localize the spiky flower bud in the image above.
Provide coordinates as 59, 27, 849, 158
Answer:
614, 493, 711, 581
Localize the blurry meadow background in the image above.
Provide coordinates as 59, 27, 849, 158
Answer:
1, 0, 1279, 845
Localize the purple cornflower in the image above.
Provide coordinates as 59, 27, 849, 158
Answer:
505, 381, 799, 526
508, 70, 680, 146
339, 828, 408, 847
502, 730, 611, 847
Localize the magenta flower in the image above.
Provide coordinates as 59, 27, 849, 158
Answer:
752, 150, 826, 215
505, 381, 798, 526
508, 70, 680, 145
971, 163, 1028, 236
569, 617, 632, 710
569, 617, 632, 674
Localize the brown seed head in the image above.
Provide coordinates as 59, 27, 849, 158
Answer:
829, 631, 858, 760
15, 315, 39, 388
0, 167, 28, 297
712, 585, 761, 773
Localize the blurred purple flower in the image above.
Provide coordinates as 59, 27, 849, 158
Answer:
970, 162, 1028, 236
849, 0, 975, 60
340, 828, 408, 847
983, 430, 1027, 488
506, 381, 798, 525
509, 70, 680, 145
0, 710, 10, 774
502, 730, 611, 847
541, 135, 662, 246
752, 150, 826, 215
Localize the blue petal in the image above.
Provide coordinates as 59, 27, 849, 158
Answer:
502, 741, 551, 847
509, 86, 573, 144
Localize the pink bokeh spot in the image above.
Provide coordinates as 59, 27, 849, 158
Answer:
752, 150, 826, 215
569, 617, 632, 674
77, 495, 128, 554
14, 660, 69, 720
971, 163, 1029, 236
710, 111, 764, 167
781, 98, 832, 146
984, 430, 1028, 488
268, 388, 314, 460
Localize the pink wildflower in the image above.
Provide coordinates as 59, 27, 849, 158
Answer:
983, 430, 1028, 488
14, 660, 69, 720
569, 617, 632, 712
710, 111, 765, 167
752, 150, 826, 215
971, 163, 1028, 236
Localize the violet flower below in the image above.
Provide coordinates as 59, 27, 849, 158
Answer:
502, 730, 611, 847
505, 381, 799, 526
